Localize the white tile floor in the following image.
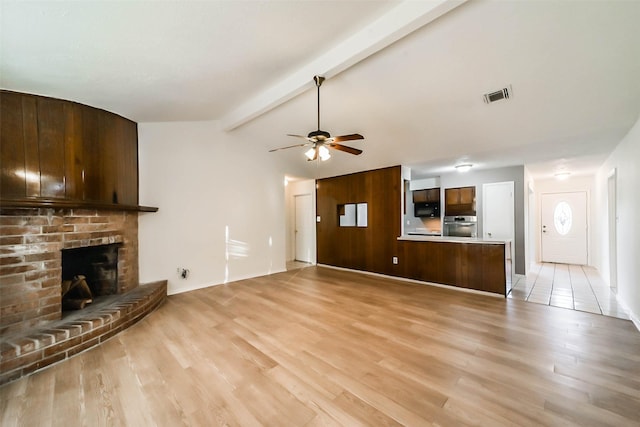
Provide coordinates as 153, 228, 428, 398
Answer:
508, 263, 629, 320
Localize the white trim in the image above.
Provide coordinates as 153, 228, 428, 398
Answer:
615, 293, 640, 333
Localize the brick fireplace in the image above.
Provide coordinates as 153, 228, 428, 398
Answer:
0, 207, 168, 386
0, 208, 138, 336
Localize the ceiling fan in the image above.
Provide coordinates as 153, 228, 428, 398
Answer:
269, 75, 364, 161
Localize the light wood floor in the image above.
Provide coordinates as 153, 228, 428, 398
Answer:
2, 266, 639, 426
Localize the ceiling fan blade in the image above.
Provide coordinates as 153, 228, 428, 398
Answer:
268, 142, 311, 152
331, 133, 364, 143
329, 143, 363, 155
287, 134, 318, 143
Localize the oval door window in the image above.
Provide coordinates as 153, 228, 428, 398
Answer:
554, 202, 572, 235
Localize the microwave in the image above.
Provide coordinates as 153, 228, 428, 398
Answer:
414, 202, 440, 218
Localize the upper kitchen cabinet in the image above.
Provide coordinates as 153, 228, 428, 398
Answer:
0, 90, 153, 211
412, 188, 440, 203
445, 186, 476, 216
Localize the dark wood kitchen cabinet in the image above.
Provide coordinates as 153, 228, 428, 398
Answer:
0, 90, 155, 211
445, 186, 476, 216
412, 187, 440, 203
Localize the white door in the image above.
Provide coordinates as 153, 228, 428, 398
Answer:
294, 194, 313, 263
540, 192, 587, 264
482, 181, 514, 242
483, 182, 515, 268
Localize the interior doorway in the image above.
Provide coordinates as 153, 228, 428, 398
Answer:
607, 170, 617, 290
294, 194, 313, 263
540, 191, 588, 265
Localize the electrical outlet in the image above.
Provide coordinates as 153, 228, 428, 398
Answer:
392, 256, 398, 265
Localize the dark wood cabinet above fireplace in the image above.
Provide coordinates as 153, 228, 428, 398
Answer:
0, 90, 157, 212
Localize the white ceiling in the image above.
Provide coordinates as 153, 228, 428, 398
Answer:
2, 0, 640, 180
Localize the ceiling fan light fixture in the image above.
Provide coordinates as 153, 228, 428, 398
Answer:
272, 76, 364, 160
455, 163, 473, 173
318, 145, 331, 161
305, 147, 316, 160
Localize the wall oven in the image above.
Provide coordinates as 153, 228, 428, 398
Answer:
443, 216, 477, 238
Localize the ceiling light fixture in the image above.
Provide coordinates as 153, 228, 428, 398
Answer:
318, 145, 331, 161
554, 171, 571, 180
304, 145, 331, 162
455, 163, 473, 173
304, 147, 316, 160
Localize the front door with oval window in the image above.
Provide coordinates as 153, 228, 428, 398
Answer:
540, 191, 587, 264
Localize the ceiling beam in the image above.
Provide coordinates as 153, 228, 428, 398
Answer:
220, 0, 468, 131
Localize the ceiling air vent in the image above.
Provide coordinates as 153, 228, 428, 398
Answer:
483, 86, 512, 104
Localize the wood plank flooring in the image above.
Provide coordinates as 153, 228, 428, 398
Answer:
1, 266, 639, 426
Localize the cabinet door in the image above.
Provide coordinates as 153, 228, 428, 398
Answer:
1, 92, 27, 198
445, 188, 459, 208
37, 97, 66, 198
64, 102, 84, 200
425, 188, 440, 202
460, 187, 475, 204
412, 190, 427, 203
82, 107, 102, 202
113, 117, 138, 205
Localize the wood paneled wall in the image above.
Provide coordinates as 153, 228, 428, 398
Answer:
316, 165, 402, 276
0, 91, 138, 207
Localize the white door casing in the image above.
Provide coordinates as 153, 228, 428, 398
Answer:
540, 191, 588, 265
294, 194, 313, 263
607, 170, 617, 289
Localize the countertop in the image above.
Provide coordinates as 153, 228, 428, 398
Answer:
398, 235, 510, 245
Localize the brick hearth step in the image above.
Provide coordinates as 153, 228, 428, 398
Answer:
0, 280, 167, 386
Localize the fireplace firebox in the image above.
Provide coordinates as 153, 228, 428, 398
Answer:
62, 243, 122, 298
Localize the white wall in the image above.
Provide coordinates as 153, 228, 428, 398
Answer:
593, 115, 640, 326
533, 175, 595, 266
284, 179, 316, 263
137, 120, 287, 295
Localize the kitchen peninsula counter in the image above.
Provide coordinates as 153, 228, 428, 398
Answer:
399, 235, 510, 245
396, 235, 512, 296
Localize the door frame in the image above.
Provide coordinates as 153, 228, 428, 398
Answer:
607, 169, 617, 289
285, 178, 317, 265
539, 190, 589, 265
294, 193, 314, 263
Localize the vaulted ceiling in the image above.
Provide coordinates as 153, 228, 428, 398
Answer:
2, 0, 639, 180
